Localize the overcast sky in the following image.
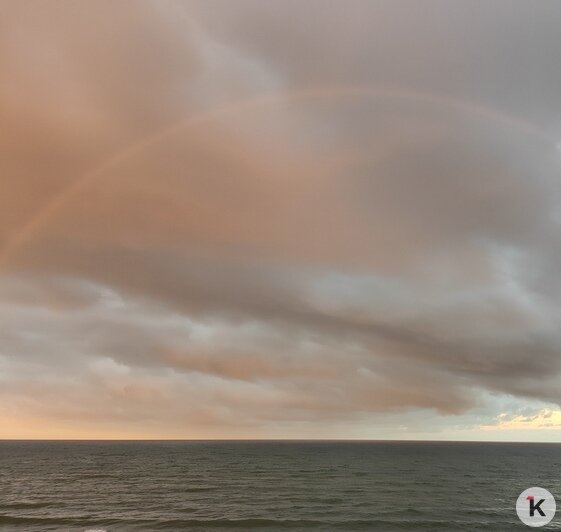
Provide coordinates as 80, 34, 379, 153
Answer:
2, 0, 561, 440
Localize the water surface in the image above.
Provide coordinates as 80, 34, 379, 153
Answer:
0, 441, 559, 530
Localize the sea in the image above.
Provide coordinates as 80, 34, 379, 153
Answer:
0, 441, 559, 531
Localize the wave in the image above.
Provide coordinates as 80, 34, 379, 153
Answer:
182, 486, 220, 493
0, 515, 488, 530
0, 501, 57, 510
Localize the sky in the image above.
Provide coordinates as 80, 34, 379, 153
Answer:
2, 0, 561, 440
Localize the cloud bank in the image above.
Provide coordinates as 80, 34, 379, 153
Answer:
2, 0, 561, 439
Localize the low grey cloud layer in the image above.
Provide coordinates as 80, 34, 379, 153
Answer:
1, 0, 561, 438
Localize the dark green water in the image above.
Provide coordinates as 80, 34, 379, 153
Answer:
1, 441, 560, 530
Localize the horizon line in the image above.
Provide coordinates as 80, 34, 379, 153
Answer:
1, 438, 560, 444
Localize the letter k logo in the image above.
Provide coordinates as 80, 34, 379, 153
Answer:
527, 496, 546, 517
517, 487, 555, 526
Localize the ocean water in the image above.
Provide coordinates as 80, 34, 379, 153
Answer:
1, 441, 560, 531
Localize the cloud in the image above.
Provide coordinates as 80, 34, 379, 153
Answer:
1, 0, 561, 438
